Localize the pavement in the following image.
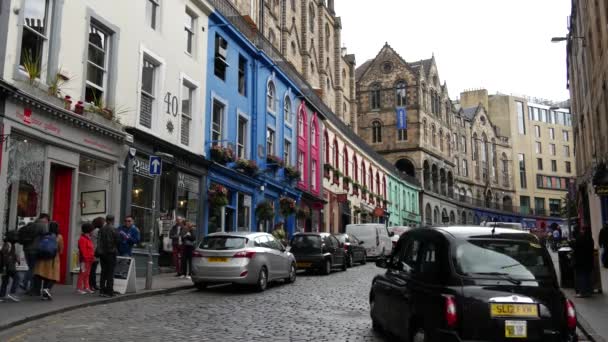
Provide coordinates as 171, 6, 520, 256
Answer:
551, 249, 608, 342
0, 272, 193, 332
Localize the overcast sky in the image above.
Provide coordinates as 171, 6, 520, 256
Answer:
335, 0, 571, 102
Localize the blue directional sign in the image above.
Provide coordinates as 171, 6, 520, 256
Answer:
149, 156, 162, 176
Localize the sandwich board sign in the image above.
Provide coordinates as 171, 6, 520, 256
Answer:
113, 257, 137, 294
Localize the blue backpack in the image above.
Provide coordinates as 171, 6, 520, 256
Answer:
38, 233, 58, 259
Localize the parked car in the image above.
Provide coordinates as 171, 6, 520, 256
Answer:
388, 226, 413, 250
370, 226, 578, 342
191, 232, 296, 292
346, 224, 393, 258
289, 233, 347, 275
334, 233, 367, 267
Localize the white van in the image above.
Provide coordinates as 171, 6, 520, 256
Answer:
345, 224, 393, 258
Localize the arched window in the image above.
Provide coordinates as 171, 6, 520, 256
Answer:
362, 161, 367, 188
298, 107, 306, 137
369, 166, 373, 194
325, 24, 330, 51
308, 2, 315, 32
333, 139, 339, 169
472, 133, 478, 160
446, 134, 451, 156
284, 95, 292, 124
382, 176, 386, 198
267, 81, 276, 112
395, 81, 407, 107
375, 173, 380, 196
324, 130, 329, 163
353, 155, 358, 182
370, 83, 381, 109
372, 120, 382, 143
431, 125, 436, 147
311, 115, 318, 147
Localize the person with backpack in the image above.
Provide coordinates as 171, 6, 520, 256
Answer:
97, 215, 121, 297
18, 213, 49, 294
0, 230, 20, 302
34, 222, 63, 300
77, 223, 95, 294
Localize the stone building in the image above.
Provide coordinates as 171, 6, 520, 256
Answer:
227, 0, 356, 127
355, 44, 517, 225
566, 0, 608, 241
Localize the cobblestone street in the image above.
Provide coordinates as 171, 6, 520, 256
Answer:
0, 265, 386, 342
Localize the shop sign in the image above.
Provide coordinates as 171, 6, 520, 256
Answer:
596, 185, 608, 196
133, 157, 152, 177
178, 172, 200, 193
23, 108, 32, 124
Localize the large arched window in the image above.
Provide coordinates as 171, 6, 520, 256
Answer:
298, 106, 306, 137
311, 115, 318, 148
372, 120, 382, 143
395, 81, 407, 107
267, 81, 276, 112
309, 2, 315, 32
284, 95, 292, 124
370, 83, 381, 109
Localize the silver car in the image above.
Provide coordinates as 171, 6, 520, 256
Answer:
191, 232, 297, 291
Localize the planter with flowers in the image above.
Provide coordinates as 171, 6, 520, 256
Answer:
332, 169, 342, 185
208, 184, 229, 207
255, 201, 275, 222
235, 159, 259, 176
323, 164, 333, 179
342, 176, 352, 190
266, 154, 284, 170
279, 197, 296, 218
210, 145, 235, 165
284, 165, 301, 181
352, 182, 360, 196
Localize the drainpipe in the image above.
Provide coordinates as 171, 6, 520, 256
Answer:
258, 0, 264, 34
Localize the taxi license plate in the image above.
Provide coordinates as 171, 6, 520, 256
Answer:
207, 257, 228, 262
490, 304, 538, 318
297, 262, 312, 268
505, 320, 527, 338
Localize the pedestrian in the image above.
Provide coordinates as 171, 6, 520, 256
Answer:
77, 223, 95, 294
34, 222, 63, 300
89, 217, 104, 291
117, 216, 140, 257
17, 213, 49, 294
169, 217, 184, 276
180, 221, 196, 279
0, 230, 20, 302
599, 224, 608, 268
97, 215, 121, 297
573, 226, 595, 298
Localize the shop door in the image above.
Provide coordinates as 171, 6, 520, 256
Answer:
51, 164, 73, 284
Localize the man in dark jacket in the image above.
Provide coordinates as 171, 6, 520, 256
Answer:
97, 215, 121, 297
18, 213, 49, 294
169, 217, 184, 276
599, 224, 608, 268
574, 226, 595, 297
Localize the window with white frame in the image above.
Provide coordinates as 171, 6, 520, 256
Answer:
85, 21, 111, 105
298, 151, 305, 181
237, 116, 248, 159
298, 110, 305, 137
237, 193, 251, 231
238, 55, 247, 96
284, 140, 291, 166
311, 160, 318, 190
267, 81, 276, 112
181, 81, 195, 146
266, 127, 275, 155
211, 99, 225, 146
185, 9, 196, 54
397, 129, 407, 141
284, 96, 292, 124
146, 0, 160, 30
20, 0, 53, 78
139, 56, 158, 128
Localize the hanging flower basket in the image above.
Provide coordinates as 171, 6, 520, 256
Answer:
210, 145, 235, 165
208, 184, 229, 207
235, 158, 259, 176
279, 197, 296, 217
296, 207, 310, 220
284, 165, 301, 180
255, 200, 275, 221
361, 186, 369, 194
266, 154, 284, 169
343, 176, 352, 185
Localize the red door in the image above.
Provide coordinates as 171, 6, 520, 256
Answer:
51, 165, 73, 284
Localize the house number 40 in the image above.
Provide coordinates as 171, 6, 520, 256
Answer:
164, 92, 178, 117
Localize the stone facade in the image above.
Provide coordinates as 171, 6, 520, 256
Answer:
228, 0, 356, 127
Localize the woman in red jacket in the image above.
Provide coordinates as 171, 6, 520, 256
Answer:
77, 223, 95, 294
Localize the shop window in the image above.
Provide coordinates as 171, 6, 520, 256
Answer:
131, 159, 155, 248
4, 136, 45, 231
208, 183, 232, 234
237, 193, 251, 231
177, 172, 200, 226
78, 157, 111, 222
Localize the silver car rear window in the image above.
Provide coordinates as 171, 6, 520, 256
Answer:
200, 236, 247, 250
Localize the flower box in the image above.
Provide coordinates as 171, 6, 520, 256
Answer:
235, 159, 259, 176
210, 145, 235, 165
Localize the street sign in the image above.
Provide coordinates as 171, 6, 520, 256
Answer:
149, 156, 162, 176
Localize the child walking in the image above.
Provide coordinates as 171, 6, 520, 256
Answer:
77, 223, 95, 294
